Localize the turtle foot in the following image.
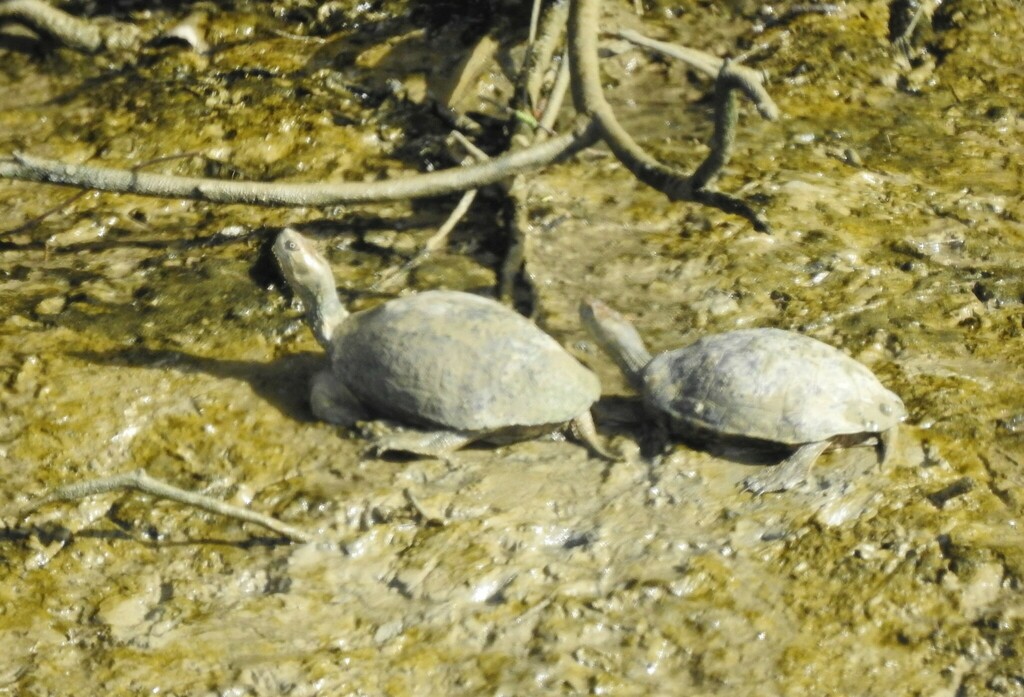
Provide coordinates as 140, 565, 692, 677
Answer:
741, 440, 830, 495
742, 467, 803, 495
366, 425, 476, 460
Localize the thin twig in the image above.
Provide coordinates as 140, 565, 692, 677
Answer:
0, 0, 782, 234
571, 1, 692, 199
690, 61, 740, 190
0, 189, 88, 237
760, 3, 842, 30
449, 130, 490, 162
503, 2, 575, 308
2, 151, 206, 238
537, 52, 572, 139
371, 188, 479, 291
19, 468, 317, 543
500, 176, 534, 305
520, 0, 570, 113
371, 131, 492, 291
443, 34, 500, 116
528, 0, 544, 44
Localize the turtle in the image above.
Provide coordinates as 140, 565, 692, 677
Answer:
272, 228, 611, 459
579, 299, 907, 493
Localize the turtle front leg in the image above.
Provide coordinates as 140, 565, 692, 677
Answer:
742, 440, 831, 495
310, 369, 369, 426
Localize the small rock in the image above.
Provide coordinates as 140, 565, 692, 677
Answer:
34, 295, 66, 316
46, 217, 114, 248
996, 414, 1024, 434
959, 562, 1004, 619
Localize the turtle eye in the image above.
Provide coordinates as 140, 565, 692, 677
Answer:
285, 240, 298, 251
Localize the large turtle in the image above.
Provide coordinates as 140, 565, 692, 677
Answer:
580, 299, 907, 493
272, 229, 610, 458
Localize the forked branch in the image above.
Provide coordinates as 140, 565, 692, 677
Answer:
0, 0, 780, 231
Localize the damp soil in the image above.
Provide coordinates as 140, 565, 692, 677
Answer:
1, 1, 1023, 695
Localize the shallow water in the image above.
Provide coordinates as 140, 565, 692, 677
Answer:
1, 1, 1023, 694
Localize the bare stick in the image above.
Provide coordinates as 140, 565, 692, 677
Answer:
521, 0, 570, 113
0, 189, 88, 237
537, 53, 572, 138
504, 3, 574, 306
0, 120, 599, 206
2, 151, 207, 238
371, 187, 479, 291
528, 0, 544, 44
414, 188, 478, 259
0, 1, 782, 234
374, 1, 569, 301
614, 28, 780, 120
571, 1, 693, 207
570, 0, 771, 231
19, 468, 317, 543
0, 0, 140, 52
371, 132, 493, 291
761, 3, 842, 30
449, 130, 491, 163
500, 176, 534, 304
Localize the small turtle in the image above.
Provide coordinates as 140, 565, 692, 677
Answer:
580, 299, 907, 493
272, 229, 610, 458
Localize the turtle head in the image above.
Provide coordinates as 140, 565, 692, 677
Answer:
273, 228, 348, 348
579, 299, 652, 390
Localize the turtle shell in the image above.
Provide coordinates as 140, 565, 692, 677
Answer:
328, 290, 599, 432
643, 328, 906, 445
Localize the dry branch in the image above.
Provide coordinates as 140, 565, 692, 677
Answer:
570, 0, 773, 231
0, 120, 599, 206
0, 0, 140, 52
17, 468, 316, 543
614, 28, 779, 120
0, 0, 780, 232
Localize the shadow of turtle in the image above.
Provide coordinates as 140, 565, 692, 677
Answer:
592, 394, 802, 468
72, 347, 323, 423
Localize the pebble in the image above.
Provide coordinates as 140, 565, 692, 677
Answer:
34, 295, 67, 316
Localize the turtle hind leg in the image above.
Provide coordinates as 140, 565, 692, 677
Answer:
742, 440, 831, 495
368, 426, 477, 460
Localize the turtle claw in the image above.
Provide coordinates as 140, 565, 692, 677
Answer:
571, 412, 620, 461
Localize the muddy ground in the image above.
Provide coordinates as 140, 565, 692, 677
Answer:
1, 0, 1023, 695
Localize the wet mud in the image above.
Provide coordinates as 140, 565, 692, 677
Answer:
1, 1, 1022, 694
